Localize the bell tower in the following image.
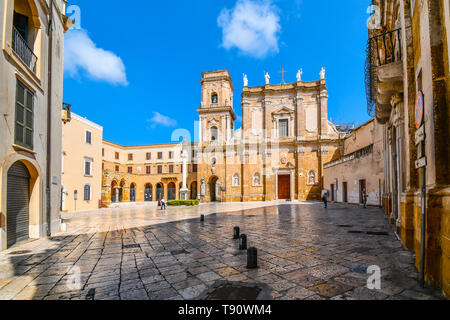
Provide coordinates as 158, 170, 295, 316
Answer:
197, 70, 236, 145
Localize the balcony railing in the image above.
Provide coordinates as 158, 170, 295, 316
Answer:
369, 29, 402, 66
365, 29, 402, 117
12, 27, 37, 73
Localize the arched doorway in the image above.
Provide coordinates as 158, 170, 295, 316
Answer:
190, 182, 198, 200
111, 180, 119, 203
119, 180, 125, 202
209, 176, 220, 202
156, 183, 163, 201
144, 183, 153, 202
130, 183, 136, 202
7, 161, 31, 247
167, 182, 176, 201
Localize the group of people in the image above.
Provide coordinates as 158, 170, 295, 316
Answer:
321, 188, 368, 208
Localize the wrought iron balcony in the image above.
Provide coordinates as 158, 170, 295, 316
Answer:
12, 27, 37, 73
62, 103, 72, 124
365, 29, 403, 119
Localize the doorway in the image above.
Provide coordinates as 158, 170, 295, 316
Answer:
130, 183, 136, 202
144, 184, 153, 202
209, 176, 219, 202
330, 184, 335, 202
342, 182, 348, 203
6, 161, 30, 247
278, 174, 291, 200
359, 179, 367, 204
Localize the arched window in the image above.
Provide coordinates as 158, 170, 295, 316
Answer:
84, 184, 91, 201
13, 0, 39, 72
211, 93, 218, 104
252, 173, 261, 186
232, 173, 240, 187
211, 126, 218, 142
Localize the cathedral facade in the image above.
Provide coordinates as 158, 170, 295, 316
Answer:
101, 69, 344, 205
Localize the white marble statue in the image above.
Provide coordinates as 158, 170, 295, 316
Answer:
265, 72, 270, 85
296, 69, 303, 82
243, 73, 248, 87
319, 67, 326, 80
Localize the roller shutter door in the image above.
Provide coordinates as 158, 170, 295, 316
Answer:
7, 161, 30, 247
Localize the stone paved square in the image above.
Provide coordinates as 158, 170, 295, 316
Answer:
0, 202, 445, 300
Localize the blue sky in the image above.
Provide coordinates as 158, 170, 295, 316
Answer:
63, 0, 372, 146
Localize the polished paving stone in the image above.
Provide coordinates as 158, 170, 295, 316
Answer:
0, 202, 446, 300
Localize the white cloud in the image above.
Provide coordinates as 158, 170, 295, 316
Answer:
217, 0, 281, 59
147, 112, 177, 128
64, 29, 128, 85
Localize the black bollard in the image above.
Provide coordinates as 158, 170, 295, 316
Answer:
239, 234, 247, 250
233, 226, 240, 239
200, 214, 205, 222
247, 247, 258, 269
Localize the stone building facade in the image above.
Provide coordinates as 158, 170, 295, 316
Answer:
62, 113, 103, 212
0, 0, 70, 250
367, 0, 449, 297
324, 119, 384, 206
101, 69, 345, 205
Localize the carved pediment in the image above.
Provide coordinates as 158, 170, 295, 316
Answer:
272, 106, 294, 116
208, 118, 220, 128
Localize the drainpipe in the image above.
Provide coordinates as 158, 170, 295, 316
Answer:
46, 0, 54, 237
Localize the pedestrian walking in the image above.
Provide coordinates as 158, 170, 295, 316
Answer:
321, 189, 328, 208
362, 189, 368, 208
161, 197, 166, 210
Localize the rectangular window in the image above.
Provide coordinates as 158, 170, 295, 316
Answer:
128, 153, 133, 161
84, 185, 91, 201
102, 163, 104, 171
169, 165, 174, 173
158, 152, 163, 160
279, 119, 289, 137
169, 151, 174, 159
128, 167, 133, 174
85, 130, 92, 144
193, 164, 198, 173
115, 165, 119, 172
157, 165, 162, 174
115, 152, 119, 160
102, 148, 104, 157
146, 152, 151, 160
15, 80, 34, 149
146, 166, 151, 174
84, 158, 93, 176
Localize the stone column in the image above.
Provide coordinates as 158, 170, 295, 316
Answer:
180, 148, 189, 200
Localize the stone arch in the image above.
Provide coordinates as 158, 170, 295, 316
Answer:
208, 176, 220, 202
130, 183, 136, 202
167, 182, 176, 201
211, 92, 218, 104
144, 183, 153, 202
190, 181, 198, 200
0, 154, 42, 250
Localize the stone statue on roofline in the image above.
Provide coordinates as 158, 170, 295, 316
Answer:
319, 67, 326, 80
296, 69, 303, 82
265, 72, 270, 85
243, 73, 248, 87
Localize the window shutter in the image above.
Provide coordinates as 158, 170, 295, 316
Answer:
15, 81, 33, 149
